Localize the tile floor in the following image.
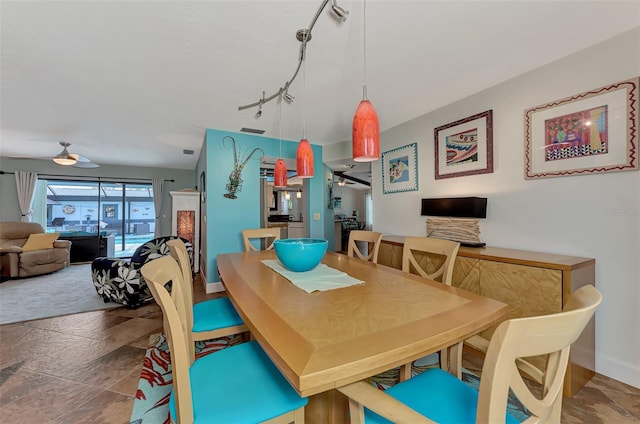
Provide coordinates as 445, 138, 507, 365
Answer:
1, 275, 638, 424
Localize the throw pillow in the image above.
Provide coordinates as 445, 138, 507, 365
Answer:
22, 233, 60, 252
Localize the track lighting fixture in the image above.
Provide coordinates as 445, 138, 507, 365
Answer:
331, 0, 349, 22
255, 92, 265, 118
283, 90, 294, 103
238, 0, 348, 115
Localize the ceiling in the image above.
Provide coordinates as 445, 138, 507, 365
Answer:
1, 1, 638, 184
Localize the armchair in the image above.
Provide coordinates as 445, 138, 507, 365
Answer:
91, 236, 193, 308
0, 221, 71, 279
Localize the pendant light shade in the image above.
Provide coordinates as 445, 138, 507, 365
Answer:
274, 93, 288, 188
352, 0, 380, 162
274, 158, 288, 188
296, 138, 314, 178
352, 99, 380, 162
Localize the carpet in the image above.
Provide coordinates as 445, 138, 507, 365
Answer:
0, 263, 122, 325
130, 334, 531, 424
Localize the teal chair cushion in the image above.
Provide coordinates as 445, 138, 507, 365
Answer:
169, 341, 307, 423
365, 368, 520, 424
192, 297, 244, 333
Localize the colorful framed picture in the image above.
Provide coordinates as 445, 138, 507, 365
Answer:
434, 110, 494, 179
382, 143, 418, 194
525, 77, 639, 179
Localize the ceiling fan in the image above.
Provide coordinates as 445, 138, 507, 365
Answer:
51, 142, 99, 168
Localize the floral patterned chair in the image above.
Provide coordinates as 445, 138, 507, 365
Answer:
91, 236, 193, 308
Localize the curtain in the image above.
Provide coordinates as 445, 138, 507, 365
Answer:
152, 178, 165, 237
15, 171, 38, 222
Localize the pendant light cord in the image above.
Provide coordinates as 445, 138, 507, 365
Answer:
302, 54, 307, 139
362, 0, 368, 100
278, 93, 283, 158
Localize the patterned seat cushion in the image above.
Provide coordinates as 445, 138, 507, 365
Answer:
91, 236, 193, 308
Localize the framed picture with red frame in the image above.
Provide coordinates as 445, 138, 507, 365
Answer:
434, 110, 493, 179
524, 77, 639, 179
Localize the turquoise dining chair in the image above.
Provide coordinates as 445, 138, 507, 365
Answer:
337, 284, 602, 424
141, 255, 307, 423
166, 239, 248, 362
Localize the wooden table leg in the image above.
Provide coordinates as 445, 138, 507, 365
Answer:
305, 389, 349, 424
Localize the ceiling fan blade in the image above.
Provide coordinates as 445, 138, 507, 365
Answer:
68, 153, 91, 162
72, 161, 99, 168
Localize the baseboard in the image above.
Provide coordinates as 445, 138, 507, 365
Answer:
205, 281, 225, 294
198, 267, 225, 293
598, 353, 640, 389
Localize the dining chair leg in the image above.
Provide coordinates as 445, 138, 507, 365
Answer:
443, 342, 463, 379
294, 406, 306, 424
399, 363, 412, 382
348, 398, 365, 424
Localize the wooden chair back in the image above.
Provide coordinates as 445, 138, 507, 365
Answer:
166, 239, 197, 359
140, 255, 194, 423
242, 228, 281, 252
478, 284, 602, 422
402, 236, 460, 285
347, 230, 383, 263
337, 285, 602, 424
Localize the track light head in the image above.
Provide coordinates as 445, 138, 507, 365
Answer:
283, 91, 294, 103
331, 1, 349, 22
255, 97, 264, 118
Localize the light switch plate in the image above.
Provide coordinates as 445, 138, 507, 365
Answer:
313, 212, 320, 220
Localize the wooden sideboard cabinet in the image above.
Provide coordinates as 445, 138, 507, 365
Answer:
378, 235, 596, 397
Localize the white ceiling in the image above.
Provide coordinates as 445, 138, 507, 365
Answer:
1, 1, 638, 174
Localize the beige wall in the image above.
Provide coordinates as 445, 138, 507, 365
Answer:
371, 28, 640, 387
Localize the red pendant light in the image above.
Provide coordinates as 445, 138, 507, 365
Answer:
274, 94, 288, 188
352, 0, 380, 162
296, 138, 314, 178
274, 158, 287, 187
296, 46, 314, 178
353, 99, 379, 161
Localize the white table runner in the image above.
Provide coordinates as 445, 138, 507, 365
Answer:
261, 259, 364, 293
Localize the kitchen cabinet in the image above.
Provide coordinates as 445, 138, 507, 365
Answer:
377, 235, 595, 397
288, 222, 306, 238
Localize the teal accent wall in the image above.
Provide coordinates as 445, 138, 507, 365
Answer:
203, 129, 332, 282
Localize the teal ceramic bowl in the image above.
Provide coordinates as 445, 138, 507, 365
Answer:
274, 238, 328, 272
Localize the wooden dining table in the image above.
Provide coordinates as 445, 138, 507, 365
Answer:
217, 251, 508, 423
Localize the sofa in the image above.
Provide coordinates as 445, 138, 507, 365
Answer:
0, 221, 71, 279
91, 236, 193, 308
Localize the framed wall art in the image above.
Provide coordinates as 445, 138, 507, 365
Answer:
381, 143, 418, 194
434, 110, 493, 179
524, 77, 639, 179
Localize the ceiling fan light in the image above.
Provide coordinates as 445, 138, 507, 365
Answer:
352, 99, 380, 162
53, 156, 77, 166
296, 138, 314, 178
274, 158, 288, 188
